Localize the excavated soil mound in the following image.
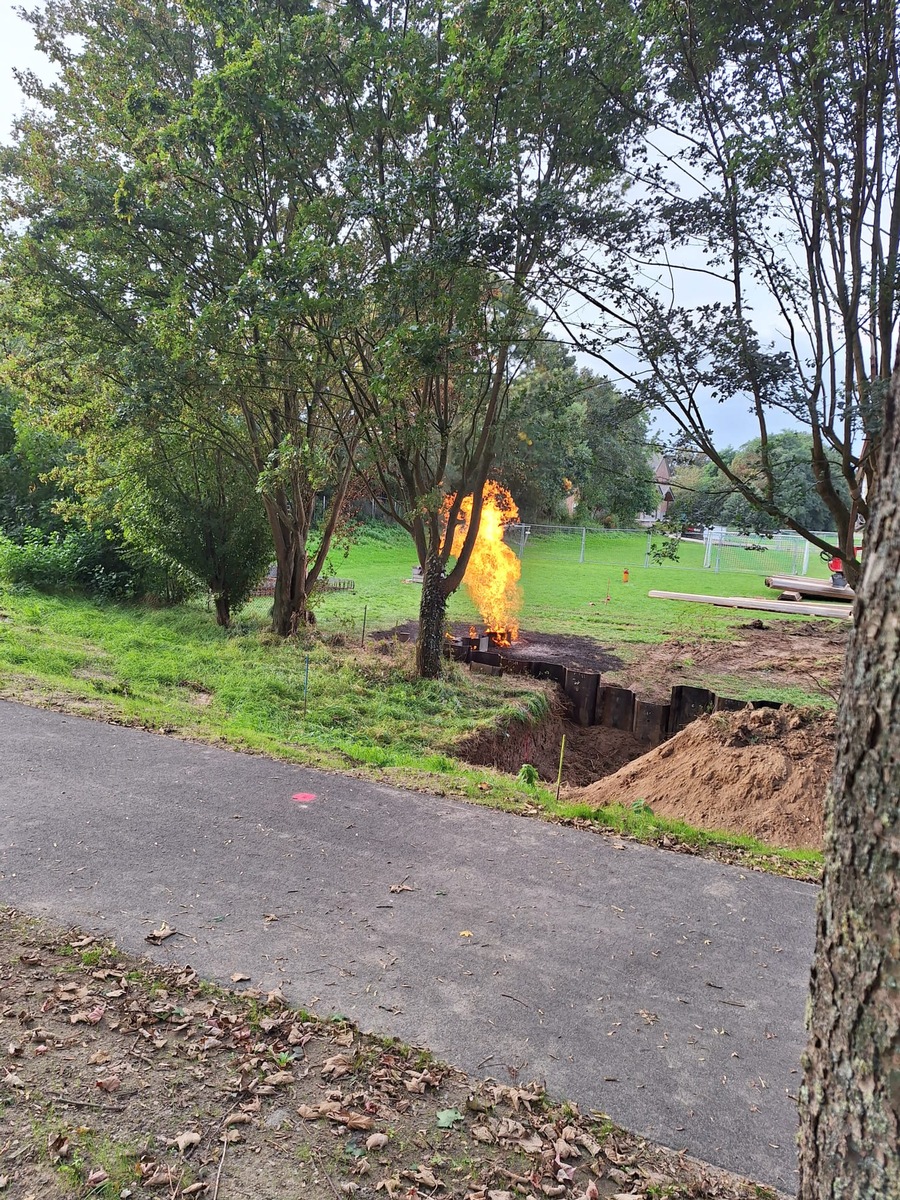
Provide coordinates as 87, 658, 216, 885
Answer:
571, 705, 835, 850
456, 691, 646, 787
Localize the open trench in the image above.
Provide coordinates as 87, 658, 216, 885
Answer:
455, 689, 647, 787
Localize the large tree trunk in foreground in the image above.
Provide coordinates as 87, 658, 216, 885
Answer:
798, 366, 900, 1198
416, 553, 448, 679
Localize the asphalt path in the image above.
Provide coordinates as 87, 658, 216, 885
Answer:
0, 699, 816, 1193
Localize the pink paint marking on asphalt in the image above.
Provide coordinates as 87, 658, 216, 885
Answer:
291, 792, 317, 803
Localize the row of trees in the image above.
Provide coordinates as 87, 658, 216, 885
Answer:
1, 0, 648, 674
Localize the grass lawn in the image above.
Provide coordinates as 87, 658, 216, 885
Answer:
305, 525, 834, 648
0, 524, 832, 877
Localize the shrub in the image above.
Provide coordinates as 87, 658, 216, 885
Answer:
0, 524, 193, 602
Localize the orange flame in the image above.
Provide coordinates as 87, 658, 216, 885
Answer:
447, 480, 522, 643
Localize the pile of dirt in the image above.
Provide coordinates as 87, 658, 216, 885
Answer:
571, 705, 835, 850
456, 691, 646, 786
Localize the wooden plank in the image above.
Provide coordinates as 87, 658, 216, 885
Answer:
777, 590, 804, 602
648, 591, 853, 620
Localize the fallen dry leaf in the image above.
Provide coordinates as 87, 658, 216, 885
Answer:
95, 1075, 121, 1092
328, 1109, 375, 1131
409, 1165, 444, 1189
389, 883, 413, 893
86, 1167, 109, 1187
230, 973, 251, 983
71, 1003, 105, 1025
321, 1053, 353, 1079
174, 1131, 201, 1153
366, 1132, 389, 1151
47, 1133, 70, 1163
145, 924, 177, 944
375, 1177, 401, 1196
222, 1112, 252, 1128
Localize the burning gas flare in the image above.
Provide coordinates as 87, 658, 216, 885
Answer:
447, 480, 522, 644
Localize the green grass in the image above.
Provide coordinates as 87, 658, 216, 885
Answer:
0, 584, 554, 810
0, 523, 836, 872
301, 527, 843, 668
551, 800, 821, 881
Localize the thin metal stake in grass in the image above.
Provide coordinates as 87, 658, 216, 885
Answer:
303, 654, 310, 719
361, 604, 368, 647
556, 734, 566, 803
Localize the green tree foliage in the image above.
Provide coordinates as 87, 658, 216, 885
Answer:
670, 433, 851, 535
119, 432, 272, 627
1, 0, 357, 635
318, 0, 641, 675
0, 390, 70, 541
497, 342, 656, 524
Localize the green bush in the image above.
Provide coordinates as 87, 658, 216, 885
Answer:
0, 529, 73, 591
0, 525, 194, 602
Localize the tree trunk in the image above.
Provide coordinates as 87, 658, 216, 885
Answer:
270, 530, 309, 637
797, 365, 900, 1198
213, 593, 231, 627
416, 553, 448, 679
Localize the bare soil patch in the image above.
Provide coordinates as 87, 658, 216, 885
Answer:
606, 621, 848, 704
0, 911, 778, 1200
375, 623, 624, 674
571, 706, 834, 851
377, 620, 846, 704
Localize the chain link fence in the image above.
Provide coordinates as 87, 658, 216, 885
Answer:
503, 523, 837, 577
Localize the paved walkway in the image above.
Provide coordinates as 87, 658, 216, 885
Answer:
0, 700, 816, 1192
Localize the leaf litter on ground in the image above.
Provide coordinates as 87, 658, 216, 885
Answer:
0, 908, 784, 1200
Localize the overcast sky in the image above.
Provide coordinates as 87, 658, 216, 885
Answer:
0, 1, 800, 451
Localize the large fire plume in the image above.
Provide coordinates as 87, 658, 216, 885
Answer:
447, 480, 522, 644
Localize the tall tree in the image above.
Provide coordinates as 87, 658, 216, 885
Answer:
797, 361, 900, 1198
2, 0, 358, 634
568, 0, 898, 583
322, 0, 641, 676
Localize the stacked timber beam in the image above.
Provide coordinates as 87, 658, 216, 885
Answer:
763, 573, 855, 602
648, 590, 853, 619
449, 643, 776, 747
